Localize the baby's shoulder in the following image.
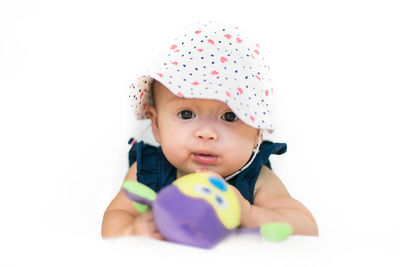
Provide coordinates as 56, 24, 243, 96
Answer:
253, 165, 289, 200
125, 161, 138, 182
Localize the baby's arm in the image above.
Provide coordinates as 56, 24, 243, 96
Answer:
233, 166, 318, 236
101, 162, 162, 239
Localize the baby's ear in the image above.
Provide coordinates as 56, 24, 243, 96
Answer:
148, 105, 161, 143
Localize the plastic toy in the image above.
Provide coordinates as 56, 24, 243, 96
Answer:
123, 172, 292, 248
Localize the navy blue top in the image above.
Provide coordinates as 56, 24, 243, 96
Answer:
128, 139, 287, 204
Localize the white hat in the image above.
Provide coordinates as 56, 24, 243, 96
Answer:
130, 22, 274, 131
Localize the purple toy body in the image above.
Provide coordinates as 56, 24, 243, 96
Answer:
153, 185, 230, 248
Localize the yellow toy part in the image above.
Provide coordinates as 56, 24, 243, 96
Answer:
173, 173, 240, 229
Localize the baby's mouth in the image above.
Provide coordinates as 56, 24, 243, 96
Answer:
192, 153, 219, 165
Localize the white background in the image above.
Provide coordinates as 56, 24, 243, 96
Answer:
1, 0, 399, 266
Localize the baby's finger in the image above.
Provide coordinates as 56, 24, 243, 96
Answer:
146, 221, 159, 233
141, 210, 153, 221
151, 232, 164, 240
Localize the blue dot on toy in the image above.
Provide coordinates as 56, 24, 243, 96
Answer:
202, 187, 211, 194
209, 176, 227, 191
216, 195, 224, 204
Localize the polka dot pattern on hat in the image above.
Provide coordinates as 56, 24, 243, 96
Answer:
130, 22, 274, 131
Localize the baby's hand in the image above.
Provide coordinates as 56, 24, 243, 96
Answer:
228, 184, 251, 225
131, 210, 163, 240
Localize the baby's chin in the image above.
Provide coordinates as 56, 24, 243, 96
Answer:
177, 167, 231, 179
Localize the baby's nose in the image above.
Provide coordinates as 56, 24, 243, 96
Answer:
194, 126, 218, 141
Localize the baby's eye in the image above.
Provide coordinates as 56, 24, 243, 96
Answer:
221, 112, 238, 122
178, 110, 196, 120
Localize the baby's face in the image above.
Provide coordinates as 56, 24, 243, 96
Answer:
148, 81, 259, 178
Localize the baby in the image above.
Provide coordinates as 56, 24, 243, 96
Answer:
102, 22, 318, 240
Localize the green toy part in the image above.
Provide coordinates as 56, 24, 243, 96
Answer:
122, 180, 157, 214
133, 202, 148, 214
260, 222, 293, 242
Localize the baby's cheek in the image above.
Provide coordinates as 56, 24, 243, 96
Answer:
225, 143, 253, 167
159, 126, 179, 145
161, 139, 189, 166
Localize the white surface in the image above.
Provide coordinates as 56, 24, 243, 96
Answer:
1, 0, 400, 266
